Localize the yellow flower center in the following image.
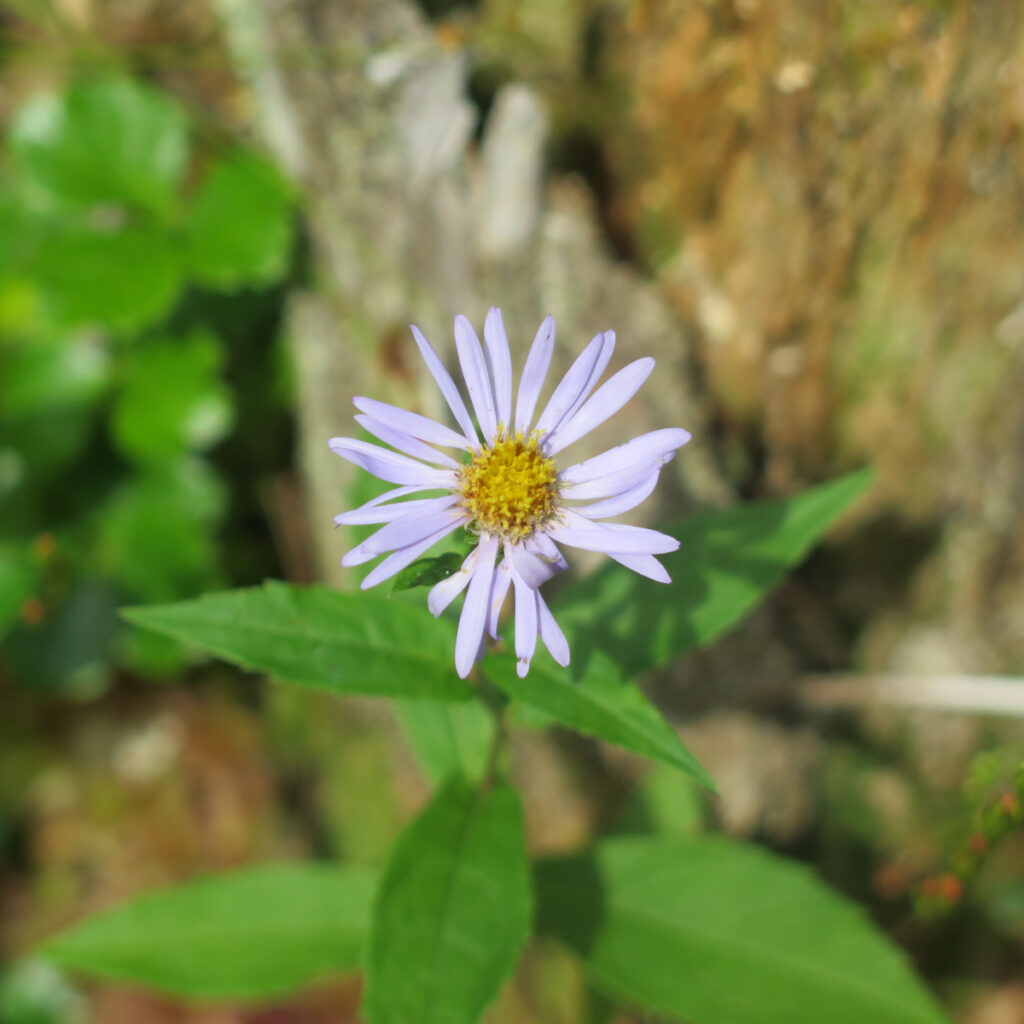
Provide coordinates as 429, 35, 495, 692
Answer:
458, 432, 560, 541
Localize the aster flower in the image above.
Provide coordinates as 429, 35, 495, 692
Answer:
329, 309, 691, 679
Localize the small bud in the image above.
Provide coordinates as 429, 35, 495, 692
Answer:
999, 793, 1021, 822
916, 873, 964, 918
936, 874, 963, 903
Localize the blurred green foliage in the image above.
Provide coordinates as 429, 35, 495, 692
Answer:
0, 74, 296, 689
0, 960, 84, 1024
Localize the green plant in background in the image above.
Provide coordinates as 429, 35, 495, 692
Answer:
916, 753, 1024, 919
29, 464, 956, 1024
0, 959, 85, 1024
0, 75, 295, 687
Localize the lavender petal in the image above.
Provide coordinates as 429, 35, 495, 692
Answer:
359, 519, 465, 590
544, 357, 655, 455
355, 414, 459, 468
560, 429, 691, 488
428, 545, 479, 617
506, 541, 560, 589
512, 570, 539, 677
484, 307, 513, 429
514, 315, 555, 434
573, 470, 661, 519
342, 499, 464, 566
454, 314, 498, 443
334, 496, 453, 526
410, 324, 479, 445
534, 331, 606, 437
562, 464, 670, 501
329, 437, 456, 488
487, 558, 513, 640
537, 592, 570, 667
560, 329, 615, 428
333, 484, 435, 525
525, 532, 569, 575
607, 551, 672, 584
454, 533, 499, 678
353, 396, 471, 450
548, 509, 679, 555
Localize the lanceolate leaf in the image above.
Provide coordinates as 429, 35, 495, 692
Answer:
555, 470, 872, 675
366, 780, 531, 1024
486, 650, 713, 789
397, 699, 496, 784
41, 863, 376, 1001
122, 582, 471, 701
536, 836, 949, 1024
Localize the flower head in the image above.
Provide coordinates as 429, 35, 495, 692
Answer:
330, 309, 690, 678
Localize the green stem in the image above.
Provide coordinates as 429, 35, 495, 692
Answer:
478, 682, 508, 793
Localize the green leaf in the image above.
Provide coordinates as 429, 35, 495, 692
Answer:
390, 551, 464, 594
0, 405, 95, 489
555, 470, 872, 676
111, 330, 233, 462
0, 959, 83, 1024
97, 458, 225, 602
0, 334, 109, 417
115, 627, 190, 680
40, 863, 375, 1001
32, 224, 183, 334
634, 763, 705, 837
397, 699, 496, 784
0, 191, 44, 279
10, 77, 188, 214
487, 650, 713, 789
366, 780, 530, 1024
186, 151, 294, 289
536, 836, 949, 1024
122, 582, 472, 701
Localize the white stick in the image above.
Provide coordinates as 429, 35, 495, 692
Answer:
800, 674, 1024, 718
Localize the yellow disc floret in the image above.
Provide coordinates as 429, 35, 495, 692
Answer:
458, 432, 560, 541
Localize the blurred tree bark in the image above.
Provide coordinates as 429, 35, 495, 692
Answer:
213, 0, 731, 589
